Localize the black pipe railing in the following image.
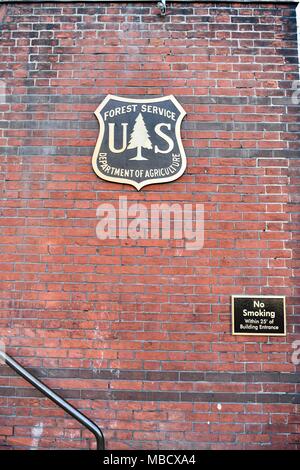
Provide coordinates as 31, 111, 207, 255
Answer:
0, 350, 105, 450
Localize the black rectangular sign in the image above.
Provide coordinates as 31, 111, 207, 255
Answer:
232, 296, 286, 336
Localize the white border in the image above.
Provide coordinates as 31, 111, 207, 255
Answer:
92, 94, 186, 191
231, 295, 286, 337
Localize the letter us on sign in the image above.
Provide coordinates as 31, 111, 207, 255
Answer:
92, 95, 186, 190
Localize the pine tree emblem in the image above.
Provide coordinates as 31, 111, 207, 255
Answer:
127, 113, 153, 160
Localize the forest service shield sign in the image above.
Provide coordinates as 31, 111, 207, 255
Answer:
92, 95, 186, 190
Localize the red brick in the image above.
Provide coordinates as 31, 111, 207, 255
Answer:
0, 0, 298, 451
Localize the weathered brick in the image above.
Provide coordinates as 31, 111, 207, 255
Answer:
0, 0, 299, 451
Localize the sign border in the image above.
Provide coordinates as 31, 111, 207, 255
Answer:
231, 295, 286, 337
92, 94, 186, 191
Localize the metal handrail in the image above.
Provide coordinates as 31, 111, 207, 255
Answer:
0, 351, 105, 450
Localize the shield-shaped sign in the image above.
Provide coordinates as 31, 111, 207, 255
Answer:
92, 95, 186, 190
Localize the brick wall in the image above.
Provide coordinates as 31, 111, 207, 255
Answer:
0, 1, 299, 450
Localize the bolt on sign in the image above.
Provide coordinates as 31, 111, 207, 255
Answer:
92, 95, 186, 190
231, 296, 286, 336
